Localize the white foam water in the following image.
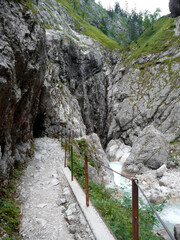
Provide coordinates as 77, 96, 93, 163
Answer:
109, 161, 180, 235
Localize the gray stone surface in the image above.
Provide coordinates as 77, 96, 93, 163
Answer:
19, 137, 95, 240
174, 224, 180, 240
169, 0, 180, 17
156, 164, 167, 178
63, 167, 116, 240
0, 1, 46, 180
106, 139, 131, 162
86, 133, 114, 187
123, 125, 170, 173
0, 0, 180, 186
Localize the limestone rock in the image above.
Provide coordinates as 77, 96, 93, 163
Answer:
149, 189, 165, 203
106, 139, 131, 162
107, 46, 180, 146
123, 125, 170, 173
86, 133, 114, 187
174, 224, 180, 240
169, 0, 180, 17
0, 1, 46, 180
156, 164, 167, 178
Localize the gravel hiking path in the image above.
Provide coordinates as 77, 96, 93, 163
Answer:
19, 137, 94, 240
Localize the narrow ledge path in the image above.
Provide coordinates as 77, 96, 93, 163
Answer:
19, 137, 95, 240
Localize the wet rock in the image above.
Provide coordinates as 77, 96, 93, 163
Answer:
149, 189, 165, 203
106, 139, 131, 162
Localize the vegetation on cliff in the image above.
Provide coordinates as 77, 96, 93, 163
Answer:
124, 15, 180, 62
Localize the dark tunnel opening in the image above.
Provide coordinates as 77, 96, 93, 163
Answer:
33, 113, 45, 138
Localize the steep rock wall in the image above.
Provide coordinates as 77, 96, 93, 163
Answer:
107, 48, 180, 146
169, 0, 180, 17
43, 29, 114, 146
0, 1, 46, 180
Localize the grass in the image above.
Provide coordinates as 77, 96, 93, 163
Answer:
124, 16, 180, 63
0, 162, 27, 240
43, 0, 122, 50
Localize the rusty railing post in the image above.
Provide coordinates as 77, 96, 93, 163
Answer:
64, 140, 67, 167
61, 128, 63, 146
71, 145, 73, 181
85, 155, 89, 207
68, 128, 71, 153
132, 179, 139, 240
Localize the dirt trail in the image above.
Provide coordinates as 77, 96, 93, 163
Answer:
19, 137, 94, 240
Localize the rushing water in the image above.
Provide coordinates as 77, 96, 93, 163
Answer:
109, 161, 180, 235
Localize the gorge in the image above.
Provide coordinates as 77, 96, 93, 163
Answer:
0, 0, 180, 239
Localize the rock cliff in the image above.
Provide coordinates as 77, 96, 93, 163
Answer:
0, 0, 180, 181
0, 1, 46, 180
169, 0, 180, 17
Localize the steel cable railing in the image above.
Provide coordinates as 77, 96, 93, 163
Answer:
62, 134, 176, 240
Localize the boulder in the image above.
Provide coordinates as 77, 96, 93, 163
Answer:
86, 133, 114, 187
169, 0, 180, 17
106, 139, 131, 162
123, 125, 170, 173
149, 189, 165, 203
174, 224, 180, 240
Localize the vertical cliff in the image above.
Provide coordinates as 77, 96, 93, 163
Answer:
0, 1, 46, 180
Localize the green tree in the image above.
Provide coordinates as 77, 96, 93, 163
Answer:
143, 8, 161, 30
99, 17, 108, 35
107, 8, 115, 19
115, 1, 120, 14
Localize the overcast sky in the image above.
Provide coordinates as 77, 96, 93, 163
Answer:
95, 0, 170, 16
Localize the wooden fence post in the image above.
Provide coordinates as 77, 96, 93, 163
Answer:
64, 140, 67, 167
71, 145, 73, 181
85, 155, 89, 207
69, 128, 71, 153
132, 179, 139, 240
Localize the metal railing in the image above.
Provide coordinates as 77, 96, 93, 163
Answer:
62, 131, 176, 240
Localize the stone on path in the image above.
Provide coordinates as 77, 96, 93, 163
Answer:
19, 137, 94, 240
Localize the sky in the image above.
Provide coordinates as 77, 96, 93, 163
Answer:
95, 0, 170, 16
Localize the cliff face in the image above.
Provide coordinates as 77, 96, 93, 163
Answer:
0, 0, 180, 180
169, 0, 180, 17
108, 49, 180, 145
0, 1, 46, 180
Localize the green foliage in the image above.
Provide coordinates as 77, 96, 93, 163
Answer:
0, 162, 26, 239
99, 17, 108, 35
143, 8, 161, 31
170, 137, 180, 145
55, 0, 121, 50
72, 0, 79, 11
66, 140, 163, 240
124, 16, 180, 62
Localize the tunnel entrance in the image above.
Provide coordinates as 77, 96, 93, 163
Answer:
33, 113, 45, 138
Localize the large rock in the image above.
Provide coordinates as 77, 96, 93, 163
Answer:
0, 1, 46, 180
106, 139, 131, 162
123, 125, 170, 173
107, 45, 180, 146
86, 133, 114, 187
169, 0, 180, 17
174, 224, 180, 240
